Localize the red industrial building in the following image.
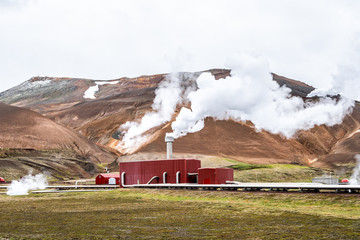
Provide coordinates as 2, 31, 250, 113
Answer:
120, 159, 201, 186
198, 168, 234, 184
119, 159, 234, 187
95, 173, 120, 185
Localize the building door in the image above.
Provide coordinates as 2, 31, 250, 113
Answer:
109, 178, 116, 184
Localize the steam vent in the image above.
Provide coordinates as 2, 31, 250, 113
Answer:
165, 134, 174, 159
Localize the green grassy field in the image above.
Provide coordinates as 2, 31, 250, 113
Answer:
232, 163, 327, 183
0, 189, 359, 239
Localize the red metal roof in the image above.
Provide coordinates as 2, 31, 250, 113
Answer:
97, 174, 120, 178
0, 177, 5, 182
95, 173, 120, 185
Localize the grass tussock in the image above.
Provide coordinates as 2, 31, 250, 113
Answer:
0, 189, 359, 239
229, 162, 272, 171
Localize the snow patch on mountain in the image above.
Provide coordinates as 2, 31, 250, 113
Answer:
83, 81, 119, 99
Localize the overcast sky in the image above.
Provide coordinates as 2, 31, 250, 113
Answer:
1, 0, 360, 92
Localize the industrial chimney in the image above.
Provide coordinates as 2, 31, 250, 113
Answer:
165, 134, 174, 159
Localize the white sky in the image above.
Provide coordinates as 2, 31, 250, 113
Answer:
1, 0, 360, 92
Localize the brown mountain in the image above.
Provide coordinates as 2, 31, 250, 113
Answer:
0, 103, 116, 180
1, 69, 360, 178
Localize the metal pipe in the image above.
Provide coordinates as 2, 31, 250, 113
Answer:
26, 182, 360, 194
165, 135, 174, 159
226, 181, 242, 184
163, 172, 167, 184
146, 176, 159, 185
176, 171, 180, 184
121, 172, 132, 188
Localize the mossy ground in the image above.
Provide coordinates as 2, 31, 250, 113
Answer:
233, 163, 326, 182
0, 189, 359, 239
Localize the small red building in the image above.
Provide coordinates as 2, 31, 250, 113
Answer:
95, 173, 120, 185
198, 168, 234, 184
0, 177, 5, 183
119, 159, 201, 187
340, 178, 350, 185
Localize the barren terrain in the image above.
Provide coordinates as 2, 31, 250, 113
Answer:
1, 69, 360, 180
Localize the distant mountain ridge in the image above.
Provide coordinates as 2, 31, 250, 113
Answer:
1, 69, 360, 179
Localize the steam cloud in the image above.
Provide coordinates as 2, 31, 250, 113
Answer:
7, 172, 48, 196
119, 54, 355, 153
331, 55, 360, 102
309, 40, 360, 102
350, 154, 360, 185
117, 73, 188, 153
170, 55, 354, 138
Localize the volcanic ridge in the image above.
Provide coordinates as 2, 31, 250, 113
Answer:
1, 69, 360, 180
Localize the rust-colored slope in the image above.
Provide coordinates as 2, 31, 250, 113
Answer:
47, 87, 155, 130
40, 71, 360, 169
0, 103, 115, 164
139, 118, 315, 164
272, 73, 315, 98
2, 70, 360, 171
0, 74, 166, 113
310, 103, 360, 169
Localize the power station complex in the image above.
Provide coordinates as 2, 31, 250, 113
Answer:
90, 135, 360, 194
120, 159, 234, 186
119, 134, 233, 187
4, 134, 354, 194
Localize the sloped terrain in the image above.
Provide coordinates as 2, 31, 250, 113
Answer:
0, 74, 166, 113
311, 104, 360, 170
0, 103, 113, 161
0, 149, 98, 180
0, 103, 116, 180
1, 69, 360, 176
272, 73, 315, 98
138, 119, 314, 164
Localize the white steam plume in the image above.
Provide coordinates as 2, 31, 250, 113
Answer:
350, 154, 360, 185
309, 39, 360, 101
331, 56, 360, 102
170, 54, 354, 139
117, 73, 185, 153
7, 172, 48, 196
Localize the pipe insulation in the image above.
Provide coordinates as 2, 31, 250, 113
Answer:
176, 171, 180, 184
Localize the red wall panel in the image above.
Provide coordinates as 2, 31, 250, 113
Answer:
198, 168, 234, 184
119, 159, 201, 186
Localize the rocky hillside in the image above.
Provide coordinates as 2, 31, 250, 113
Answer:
1, 69, 360, 177
0, 103, 116, 180
0, 75, 165, 113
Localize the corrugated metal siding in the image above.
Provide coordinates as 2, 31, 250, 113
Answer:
119, 159, 201, 186
198, 168, 234, 184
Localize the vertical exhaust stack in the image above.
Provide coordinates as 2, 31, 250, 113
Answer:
165, 134, 174, 159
